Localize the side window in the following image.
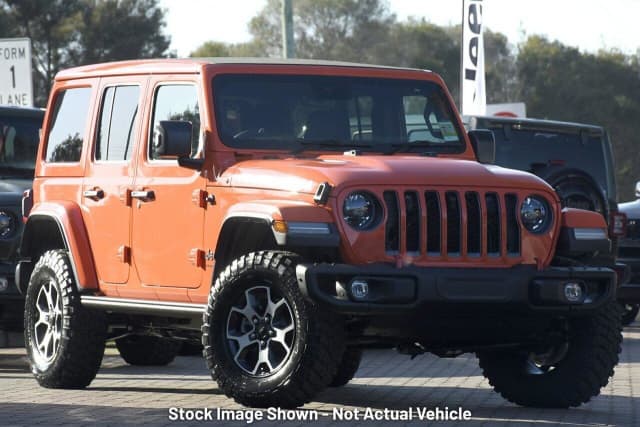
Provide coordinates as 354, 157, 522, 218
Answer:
45, 87, 91, 162
96, 85, 140, 161
150, 85, 200, 160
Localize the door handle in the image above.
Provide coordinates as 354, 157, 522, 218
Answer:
83, 188, 104, 200
131, 190, 155, 200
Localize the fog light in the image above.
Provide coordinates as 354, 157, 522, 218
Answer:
564, 282, 584, 303
0, 277, 8, 292
350, 280, 369, 300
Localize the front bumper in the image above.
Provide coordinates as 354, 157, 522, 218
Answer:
296, 263, 616, 316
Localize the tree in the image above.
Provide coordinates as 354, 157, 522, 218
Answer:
247, 0, 395, 62
2, 0, 83, 105
69, 0, 171, 65
0, 0, 171, 106
190, 41, 232, 58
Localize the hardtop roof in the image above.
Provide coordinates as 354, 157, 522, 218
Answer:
469, 115, 604, 134
55, 57, 431, 80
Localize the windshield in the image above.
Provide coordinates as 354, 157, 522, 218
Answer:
0, 114, 41, 176
490, 125, 612, 195
213, 74, 464, 154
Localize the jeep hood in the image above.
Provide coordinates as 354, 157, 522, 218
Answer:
220, 155, 554, 195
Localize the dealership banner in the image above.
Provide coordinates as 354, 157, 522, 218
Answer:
461, 0, 486, 115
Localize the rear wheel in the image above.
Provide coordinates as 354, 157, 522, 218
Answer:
202, 251, 345, 408
478, 301, 622, 408
115, 335, 181, 366
24, 250, 107, 388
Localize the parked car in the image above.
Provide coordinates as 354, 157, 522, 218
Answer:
466, 116, 624, 249
466, 116, 636, 317
0, 106, 43, 333
618, 181, 640, 324
18, 58, 621, 409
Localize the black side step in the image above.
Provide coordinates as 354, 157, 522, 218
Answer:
81, 295, 206, 318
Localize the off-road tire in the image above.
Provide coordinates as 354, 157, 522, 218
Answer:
477, 301, 622, 408
116, 335, 181, 366
621, 303, 639, 326
202, 251, 345, 408
24, 250, 107, 388
329, 347, 363, 387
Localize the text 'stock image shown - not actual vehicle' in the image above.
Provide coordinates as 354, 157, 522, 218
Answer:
0, 106, 43, 334
17, 58, 622, 409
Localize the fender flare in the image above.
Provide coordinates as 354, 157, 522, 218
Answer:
221, 201, 339, 247
21, 201, 98, 290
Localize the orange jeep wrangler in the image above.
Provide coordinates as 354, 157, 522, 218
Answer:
18, 59, 621, 408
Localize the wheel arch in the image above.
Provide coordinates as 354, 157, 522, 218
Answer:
19, 202, 98, 293
212, 203, 339, 280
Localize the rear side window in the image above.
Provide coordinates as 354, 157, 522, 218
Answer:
96, 85, 140, 161
150, 84, 200, 160
46, 87, 91, 162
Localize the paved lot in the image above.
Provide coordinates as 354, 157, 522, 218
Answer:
0, 321, 639, 427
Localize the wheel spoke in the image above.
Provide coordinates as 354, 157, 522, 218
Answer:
252, 346, 274, 375
229, 331, 257, 355
267, 297, 287, 317
272, 323, 294, 351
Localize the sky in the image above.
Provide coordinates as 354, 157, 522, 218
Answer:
159, 0, 640, 58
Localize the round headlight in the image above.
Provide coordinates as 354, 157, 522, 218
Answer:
0, 211, 15, 238
343, 192, 379, 230
521, 196, 552, 233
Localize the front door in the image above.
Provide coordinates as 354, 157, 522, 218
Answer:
82, 80, 143, 285
131, 80, 205, 290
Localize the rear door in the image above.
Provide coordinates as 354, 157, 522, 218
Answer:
81, 77, 145, 286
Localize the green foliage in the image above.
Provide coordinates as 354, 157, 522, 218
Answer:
0, 0, 171, 105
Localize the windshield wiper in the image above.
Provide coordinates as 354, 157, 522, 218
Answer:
290, 139, 372, 154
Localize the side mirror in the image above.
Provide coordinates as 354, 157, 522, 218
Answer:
636, 181, 640, 198
152, 120, 192, 159
468, 129, 495, 164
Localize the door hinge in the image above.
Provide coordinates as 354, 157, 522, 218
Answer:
189, 248, 205, 268
119, 188, 132, 206
117, 245, 131, 263
192, 189, 208, 208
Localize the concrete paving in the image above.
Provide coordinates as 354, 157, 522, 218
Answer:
0, 321, 638, 426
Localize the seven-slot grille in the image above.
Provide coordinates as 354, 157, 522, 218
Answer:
383, 190, 521, 258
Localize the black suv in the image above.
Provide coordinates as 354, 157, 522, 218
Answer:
0, 106, 43, 333
469, 116, 619, 227
468, 116, 631, 297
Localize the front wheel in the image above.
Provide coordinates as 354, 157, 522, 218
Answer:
478, 301, 622, 408
24, 250, 107, 388
329, 347, 363, 387
202, 251, 345, 408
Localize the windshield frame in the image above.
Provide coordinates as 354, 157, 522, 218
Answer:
211, 73, 467, 155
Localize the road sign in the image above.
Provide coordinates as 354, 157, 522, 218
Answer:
0, 38, 33, 107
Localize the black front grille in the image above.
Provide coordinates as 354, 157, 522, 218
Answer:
383, 189, 521, 258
